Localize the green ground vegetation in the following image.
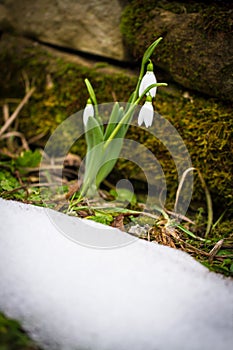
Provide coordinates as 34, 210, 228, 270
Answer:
0, 312, 40, 350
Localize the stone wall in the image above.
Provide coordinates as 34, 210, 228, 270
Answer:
0, 0, 232, 100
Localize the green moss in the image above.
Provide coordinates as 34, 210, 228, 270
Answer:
0, 312, 39, 349
121, 0, 232, 48
122, 0, 232, 47
120, 0, 232, 100
0, 35, 137, 143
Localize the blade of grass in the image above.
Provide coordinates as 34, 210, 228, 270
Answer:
196, 169, 213, 238
176, 223, 211, 242
174, 167, 195, 213
174, 167, 213, 238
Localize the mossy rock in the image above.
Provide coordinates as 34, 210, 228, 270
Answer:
0, 33, 232, 221
120, 0, 233, 101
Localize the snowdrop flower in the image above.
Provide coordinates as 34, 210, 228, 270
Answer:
139, 61, 157, 98
83, 98, 94, 126
138, 95, 154, 128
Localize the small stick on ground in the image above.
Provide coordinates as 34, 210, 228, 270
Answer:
3, 103, 9, 122
208, 239, 224, 264
0, 87, 35, 137
0, 131, 30, 150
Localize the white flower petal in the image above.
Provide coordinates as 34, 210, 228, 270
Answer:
139, 71, 157, 98
144, 113, 153, 128
138, 101, 154, 128
138, 109, 145, 126
83, 104, 94, 126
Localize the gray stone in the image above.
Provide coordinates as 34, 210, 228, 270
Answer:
0, 0, 129, 61
0, 0, 232, 100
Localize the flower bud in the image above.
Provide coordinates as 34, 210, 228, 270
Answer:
139, 61, 157, 98
83, 98, 94, 126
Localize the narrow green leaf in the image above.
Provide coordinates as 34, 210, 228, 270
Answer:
83, 116, 104, 193
104, 102, 120, 140
96, 138, 124, 187
104, 107, 125, 141
104, 103, 137, 149
84, 78, 102, 125
177, 224, 211, 242
15, 150, 41, 168
85, 116, 104, 150
97, 108, 131, 187
127, 91, 136, 107
230, 263, 233, 272
142, 37, 163, 65
110, 188, 137, 205
84, 78, 98, 106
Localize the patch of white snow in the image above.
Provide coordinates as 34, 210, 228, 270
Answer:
0, 198, 232, 350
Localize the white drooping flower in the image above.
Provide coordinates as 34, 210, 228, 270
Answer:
83, 98, 94, 126
139, 61, 157, 98
138, 96, 154, 128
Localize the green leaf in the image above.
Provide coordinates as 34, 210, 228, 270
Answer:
104, 103, 123, 140
87, 211, 113, 225
104, 103, 136, 149
96, 129, 128, 188
81, 116, 104, 196
216, 250, 232, 256
84, 78, 102, 125
176, 224, 211, 242
85, 116, 104, 150
127, 91, 136, 105
95, 146, 123, 188
230, 263, 233, 273
84, 78, 98, 106
0, 170, 23, 200
110, 188, 137, 205
15, 150, 41, 168
0, 178, 19, 191
96, 105, 131, 187
0, 312, 35, 348
142, 37, 163, 66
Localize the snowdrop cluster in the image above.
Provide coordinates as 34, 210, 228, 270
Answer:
83, 61, 158, 129
78, 38, 167, 198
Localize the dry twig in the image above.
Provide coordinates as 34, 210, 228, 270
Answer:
0, 131, 30, 150
0, 87, 35, 137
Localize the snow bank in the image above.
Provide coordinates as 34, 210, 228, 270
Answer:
0, 198, 232, 350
